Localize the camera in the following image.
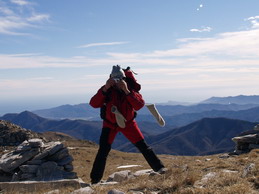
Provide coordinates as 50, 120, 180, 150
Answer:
113, 78, 121, 83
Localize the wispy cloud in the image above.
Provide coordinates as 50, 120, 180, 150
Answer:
78, 41, 129, 48
246, 15, 259, 29
190, 26, 212, 32
10, 0, 30, 6
1, 16, 259, 100
0, 0, 50, 35
196, 4, 203, 11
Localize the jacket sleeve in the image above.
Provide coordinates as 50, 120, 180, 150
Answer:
126, 91, 145, 111
89, 86, 106, 108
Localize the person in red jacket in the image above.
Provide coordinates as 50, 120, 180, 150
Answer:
89, 65, 166, 184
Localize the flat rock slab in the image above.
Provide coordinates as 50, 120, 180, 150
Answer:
0, 179, 83, 193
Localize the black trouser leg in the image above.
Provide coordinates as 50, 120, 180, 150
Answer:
90, 128, 112, 183
135, 139, 165, 172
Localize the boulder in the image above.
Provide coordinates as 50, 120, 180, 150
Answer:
231, 124, 259, 154
0, 148, 40, 173
0, 138, 77, 181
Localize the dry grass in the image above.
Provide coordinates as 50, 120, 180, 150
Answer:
65, 139, 259, 194
1, 139, 259, 194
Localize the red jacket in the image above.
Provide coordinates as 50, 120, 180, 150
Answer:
90, 86, 145, 129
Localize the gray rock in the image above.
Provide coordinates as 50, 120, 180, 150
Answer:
11, 171, 23, 181
44, 189, 60, 194
16, 140, 31, 152
249, 144, 259, 149
62, 171, 77, 179
0, 148, 40, 172
21, 173, 36, 180
133, 169, 153, 177
107, 170, 131, 182
36, 161, 64, 181
218, 153, 230, 159
46, 142, 64, 156
57, 155, 73, 166
19, 164, 39, 174
64, 164, 74, 172
26, 159, 43, 165
108, 189, 125, 194
28, 139, 44, 148
194, 172, 217, 188
48, 148, 69, 161
254, 124, 259, 131
71, 187, 94, 194
232, 134, 259, 144
0, 179, 81, 193
0, 136, 77, 181
33, 142, 64, 160
242, 163, 255, 178
99, 181, 118, 185
0, 123, 6, 128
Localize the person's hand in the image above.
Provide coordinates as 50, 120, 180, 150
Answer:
116, 80, 130, 95
103, 78, 115, 92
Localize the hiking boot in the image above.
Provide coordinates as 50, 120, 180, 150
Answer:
157, 167, 168, 174
91, 179, 100, 185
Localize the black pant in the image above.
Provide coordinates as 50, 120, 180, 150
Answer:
90, 128, 165, 183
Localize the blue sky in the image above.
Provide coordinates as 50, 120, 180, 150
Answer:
1, 0, 259, 114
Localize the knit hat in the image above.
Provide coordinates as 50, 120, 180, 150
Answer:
123, 66, 141, 91
110, 65, 125, 79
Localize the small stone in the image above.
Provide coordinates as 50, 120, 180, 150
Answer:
134, 169, 153, 177
242, 163, 255, 178
108, 189, 125, 194
71, 187, 94, 194
107, 170, 131, 182
254, 124, 259, 131
219, 153, 230, 158
28, 139, 44, 148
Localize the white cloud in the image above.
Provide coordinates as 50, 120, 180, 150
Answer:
27, 14, 50, 22
0, 0, 50, 35
190, 26, 212, 32
1, 17, 259, 101
10, 0, 30, 6
246, 15, 259, 29
78, 41, 129, 48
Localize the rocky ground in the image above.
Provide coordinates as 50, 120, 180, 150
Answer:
0, 120, 259, 193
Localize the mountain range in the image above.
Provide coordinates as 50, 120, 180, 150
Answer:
1, 110, 257, 156
31, 102, 259, 129
200, 95, 259, 104
32, 102, 259, 122
118, 117, 256, 155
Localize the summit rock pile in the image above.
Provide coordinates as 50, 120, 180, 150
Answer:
0, 120, 38, 146
0, 138, 77, 181
232, 124, 259, 154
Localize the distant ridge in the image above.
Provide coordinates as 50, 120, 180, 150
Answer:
1, 111, 257, 155
119, 117, 257, 156
33, 103, 99, 120
200, 95, 259, 105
